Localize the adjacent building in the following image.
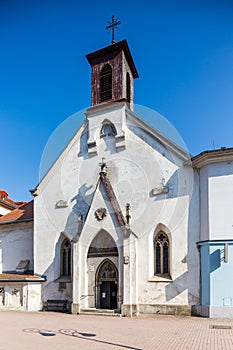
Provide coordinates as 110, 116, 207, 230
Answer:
193, 148, 233, 318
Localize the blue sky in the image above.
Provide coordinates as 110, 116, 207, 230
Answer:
1, 0, 233, 201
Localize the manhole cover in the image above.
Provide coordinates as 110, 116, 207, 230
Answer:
211, 325, 232, 330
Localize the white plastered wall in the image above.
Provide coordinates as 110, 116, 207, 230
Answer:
0, 222, 33, 272
34, 103, 199, 309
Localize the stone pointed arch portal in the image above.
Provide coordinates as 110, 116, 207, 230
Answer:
87, 230, 119, 310
96, 259, 118, 310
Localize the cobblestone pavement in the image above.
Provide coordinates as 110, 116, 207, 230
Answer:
0, 311, 233, 350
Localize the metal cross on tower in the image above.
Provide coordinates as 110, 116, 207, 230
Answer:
106, 15, 121, 44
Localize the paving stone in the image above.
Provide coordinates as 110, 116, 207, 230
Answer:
0, 311, 233, 349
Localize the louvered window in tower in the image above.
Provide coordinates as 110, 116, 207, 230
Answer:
126, 72, 131, 102
100, 64, 112, 102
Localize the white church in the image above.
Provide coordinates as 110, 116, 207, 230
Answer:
0, 39, 233, 318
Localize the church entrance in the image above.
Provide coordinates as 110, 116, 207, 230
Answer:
87, 230, 119, 310
96, 259, 118, 310
100, 281, 117, 309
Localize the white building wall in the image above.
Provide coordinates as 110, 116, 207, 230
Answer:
27, 283, 43, 311
34, 103, 199, 312
208, 162, 233, 240
199, 166, 209, 241
0, 282, 42, 311
199, 161, 233, 241
0, 222, 33, 272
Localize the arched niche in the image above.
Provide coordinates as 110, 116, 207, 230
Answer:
87, 229, 118, 258
100, 121, 117, 138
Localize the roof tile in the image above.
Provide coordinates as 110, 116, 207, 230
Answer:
0, 201, 33, 223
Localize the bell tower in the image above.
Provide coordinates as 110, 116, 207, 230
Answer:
86, 39, 139, 110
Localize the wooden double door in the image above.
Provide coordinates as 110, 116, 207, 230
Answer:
100, 281, 117, 309
96, 259, 118, 310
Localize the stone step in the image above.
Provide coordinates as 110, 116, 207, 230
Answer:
80, 308, 121, 317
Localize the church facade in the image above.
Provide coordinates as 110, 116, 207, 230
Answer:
0, 39, 232, 318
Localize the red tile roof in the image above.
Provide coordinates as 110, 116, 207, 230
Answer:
0, 273, 44, 281
0, 200, 33, 224
0, 190, 27, 210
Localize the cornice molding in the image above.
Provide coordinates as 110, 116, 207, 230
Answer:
192, 148, 233, 168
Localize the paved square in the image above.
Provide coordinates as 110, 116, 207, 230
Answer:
0, 311, 233, 349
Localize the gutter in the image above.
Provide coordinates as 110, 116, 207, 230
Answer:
0, 218, 33, 225
0, 277, 45, 282
0, 200, 17, 210
197, 239, 233, 246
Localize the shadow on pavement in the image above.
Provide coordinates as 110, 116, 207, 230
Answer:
23, 328, 142, 350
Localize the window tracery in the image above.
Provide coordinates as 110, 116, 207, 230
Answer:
154, 232, 169, 275
97, 260, 117, 281
61, 239, 71, 276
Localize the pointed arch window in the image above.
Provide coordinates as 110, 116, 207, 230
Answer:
100, 64, 112, 102
100, 122, 117, 138
154, 232, 169, 275
126, 72, 131, 103
61, 239, 71, 276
